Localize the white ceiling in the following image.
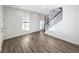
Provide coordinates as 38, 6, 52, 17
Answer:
5, 5, 61, 15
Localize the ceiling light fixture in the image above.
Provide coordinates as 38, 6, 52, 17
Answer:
43, 6, 47, 8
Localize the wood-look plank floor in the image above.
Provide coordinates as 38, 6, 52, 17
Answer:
1, 31, 79, 53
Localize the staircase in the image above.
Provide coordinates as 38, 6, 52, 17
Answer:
45, 7, 63, 36
44, 7, 62, 31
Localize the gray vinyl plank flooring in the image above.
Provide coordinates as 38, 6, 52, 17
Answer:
1, 31, 79, 53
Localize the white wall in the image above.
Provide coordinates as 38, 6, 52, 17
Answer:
30, 13, 42, 32
4, 7, 43, 39
63, 6, 79, 45
45, 6, 79, 45
45, 20, 65, 40
0, 6, 3, 52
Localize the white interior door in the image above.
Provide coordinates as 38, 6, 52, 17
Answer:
40, 20, 44, 30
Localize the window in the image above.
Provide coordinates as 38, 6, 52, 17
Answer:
22, 16, 30, 31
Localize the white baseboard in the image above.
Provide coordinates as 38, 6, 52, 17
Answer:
45, 31, 79, 45
4, 30, 40, 40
